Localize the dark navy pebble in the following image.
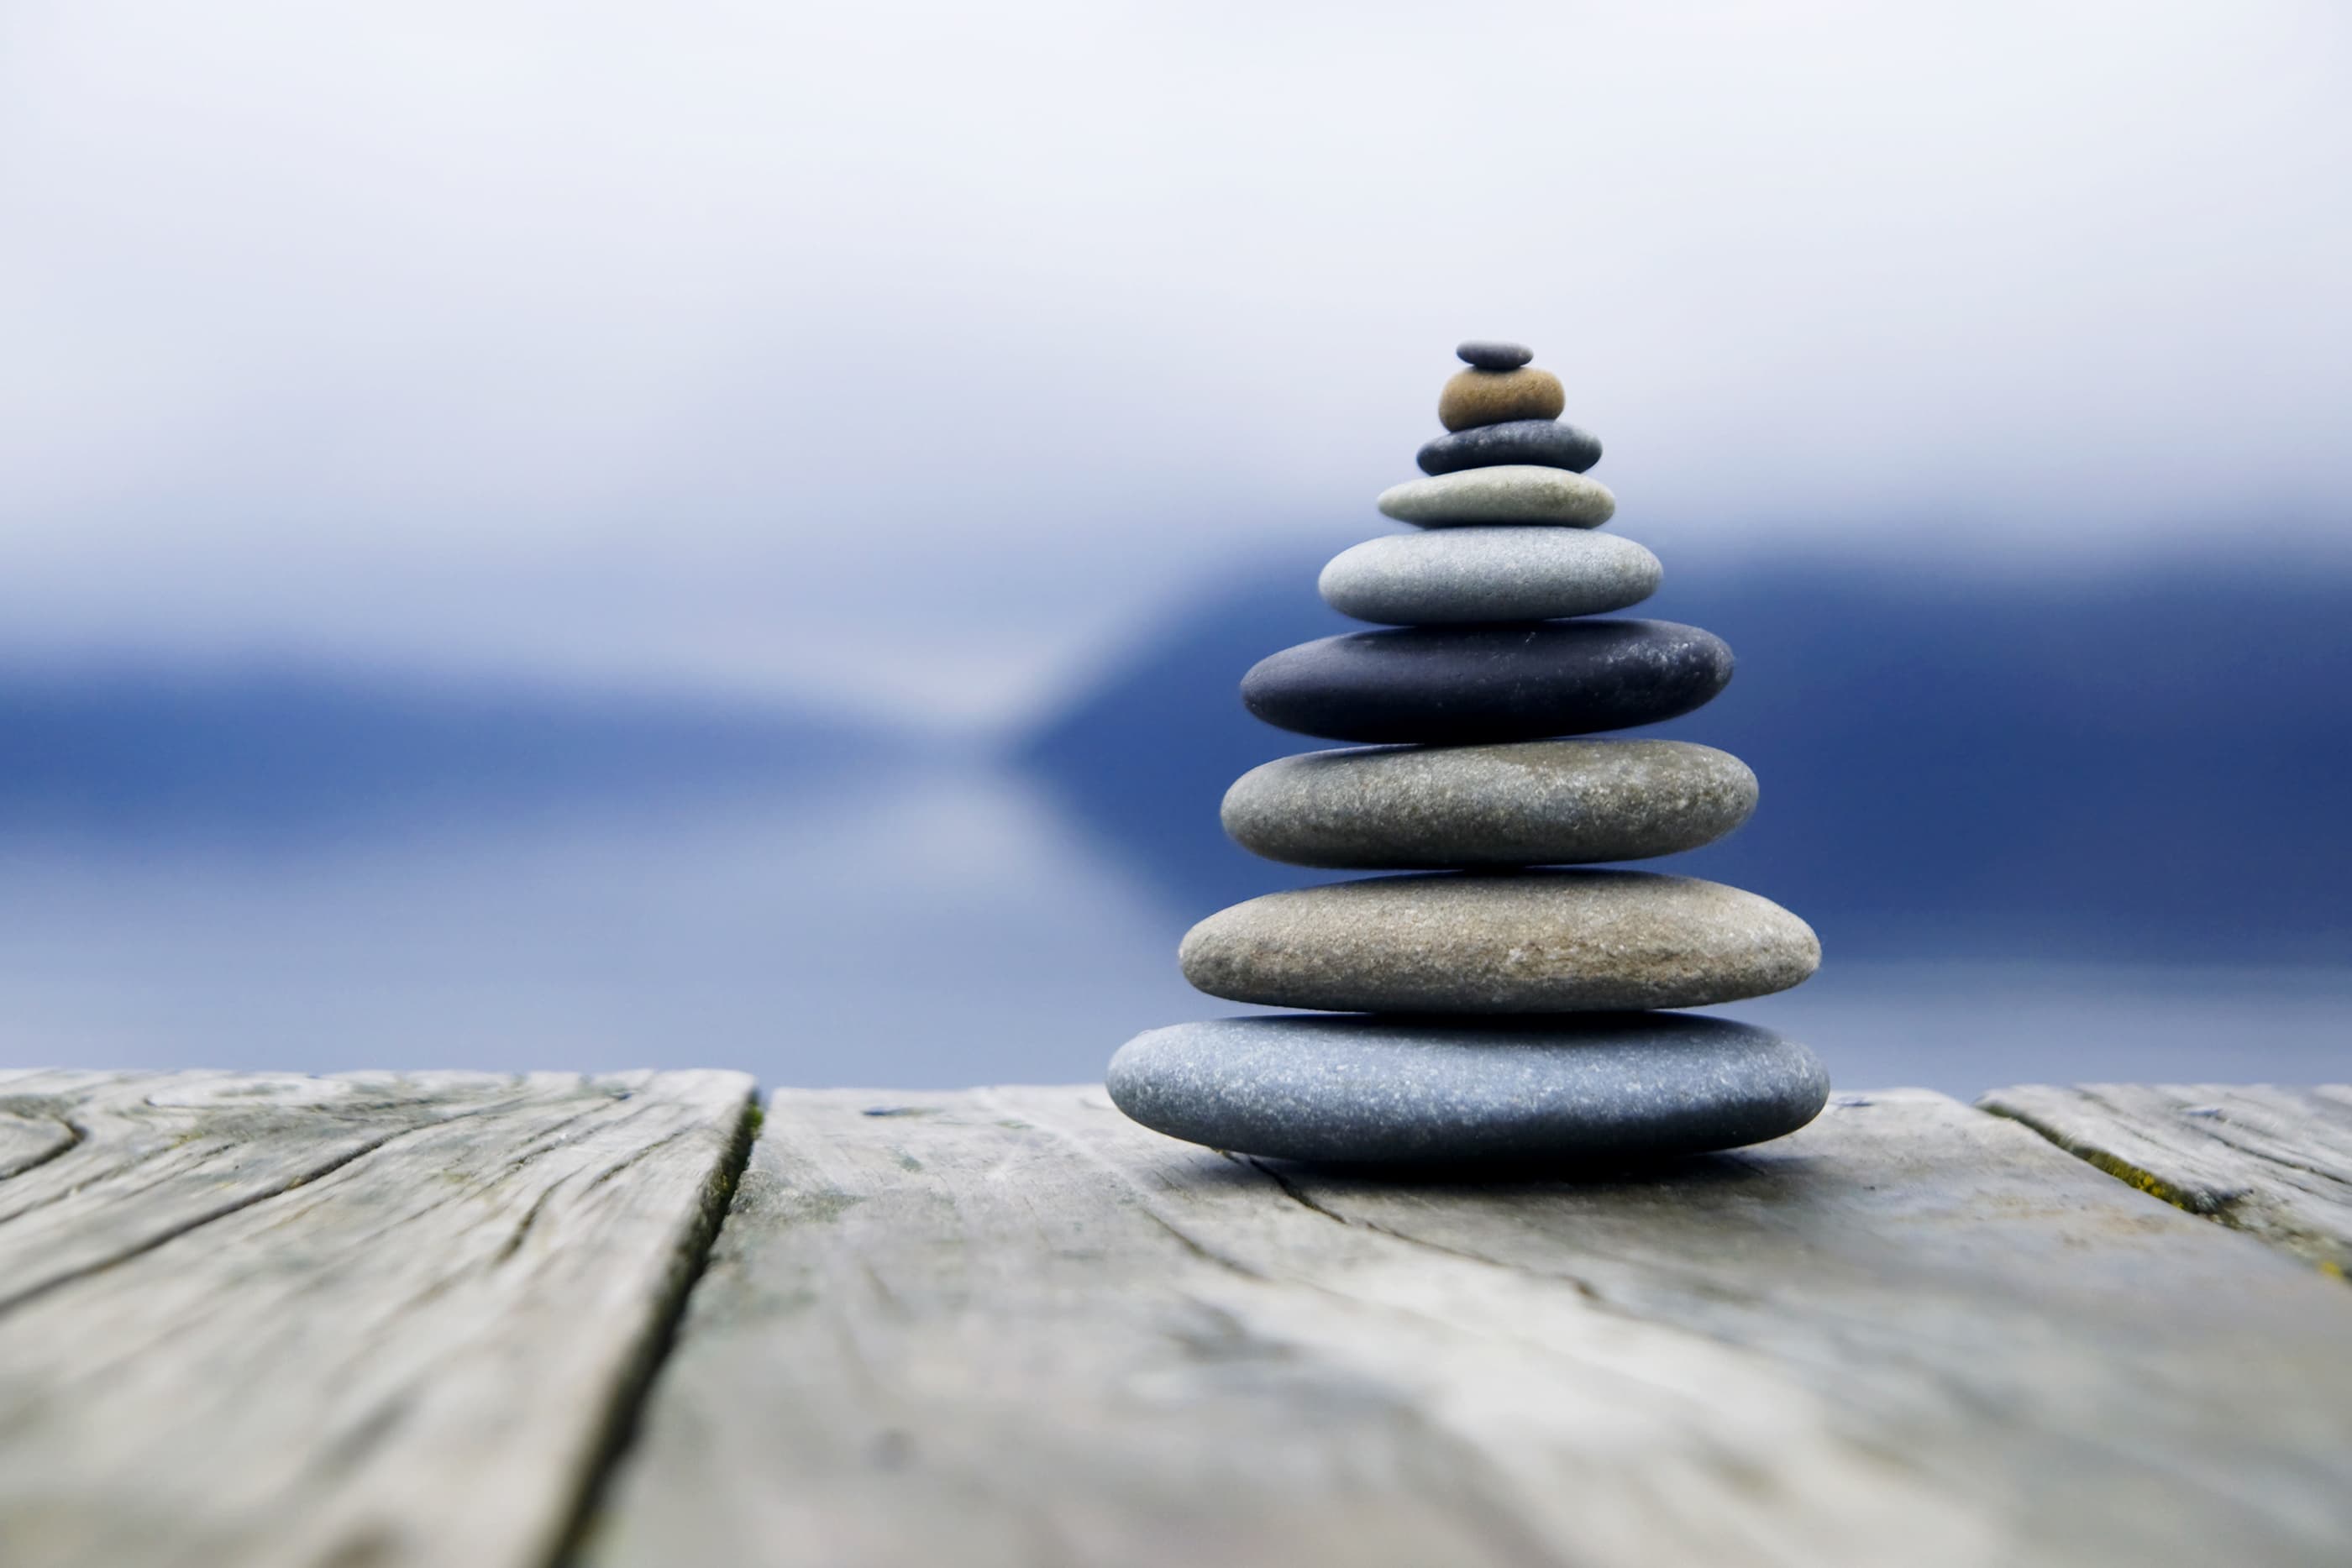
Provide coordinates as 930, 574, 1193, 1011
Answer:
1240, 620, 1733, 744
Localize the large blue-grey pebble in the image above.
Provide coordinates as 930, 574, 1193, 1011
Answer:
1106, 1013, 1830, 1166
1417, 419, 1602, 476
1241, 619, 1733, 743
1456, 339, 1534, 370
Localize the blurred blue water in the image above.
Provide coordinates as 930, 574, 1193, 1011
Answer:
0, 747, 2341, 1093
1, 549, 2347, 1093
0, 760, 1204, 1085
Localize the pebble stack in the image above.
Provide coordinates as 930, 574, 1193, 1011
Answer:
1106, 341, 1829, 1167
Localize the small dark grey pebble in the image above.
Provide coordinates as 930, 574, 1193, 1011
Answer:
1105, 1013, 1830, 1166
1241, 619, 1734, 744
1418, 418, 1602, 476
1456, 339, 1533, 370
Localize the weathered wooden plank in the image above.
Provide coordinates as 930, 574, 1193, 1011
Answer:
588, 1086, 2352, 1568
0, 1069, 618, 1311
1982, 1082, 2352, 1276
0, 1068, 755, 1568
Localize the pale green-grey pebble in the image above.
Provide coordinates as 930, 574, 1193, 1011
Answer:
1377, 464, 1616, 527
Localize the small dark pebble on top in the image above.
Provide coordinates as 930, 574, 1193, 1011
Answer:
1457, 339, 1533, 370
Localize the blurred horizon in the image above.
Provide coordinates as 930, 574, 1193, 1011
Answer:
8, 3, 2352, 724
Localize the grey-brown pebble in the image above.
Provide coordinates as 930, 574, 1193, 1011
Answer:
1221, 740, 1756, 868
1179, 870, 1820, 1013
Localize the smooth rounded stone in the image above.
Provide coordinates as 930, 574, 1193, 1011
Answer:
1319, 527, 1660, 625
1378, 465, 1616, 528
1179, 870, 1820, 1013
1106, 1014, 1830, 1166
1241, 620, 1733, 744
1221, 740, 1756, 868
1417, 418, 1602, 476
1439, 367, 1565, 432
1455, 338, 1533, 370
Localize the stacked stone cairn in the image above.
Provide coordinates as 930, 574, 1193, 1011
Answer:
1106, 340, 1830, 1167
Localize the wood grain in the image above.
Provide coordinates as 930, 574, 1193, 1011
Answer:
587, 1085, 2352, 1568
0, 1068, 755, 1568
1982, 1082, 2352, 1276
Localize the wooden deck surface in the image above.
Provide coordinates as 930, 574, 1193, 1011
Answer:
0, 1072, 2346, 1567
0, 1069, 755, 1568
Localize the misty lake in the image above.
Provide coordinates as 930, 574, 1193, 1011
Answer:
3, 759, 2341, 1095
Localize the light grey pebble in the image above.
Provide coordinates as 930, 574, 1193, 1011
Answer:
1319, 526, 1660, 624
1222, 739, 1756, 868
1456, 339, 1534, 370
1179, 870, 1819, 1013
1378, 465, 1616, 527
1105, 1013, 1830, 1165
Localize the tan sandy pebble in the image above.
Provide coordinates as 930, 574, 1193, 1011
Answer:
1438, 366, 1565, 432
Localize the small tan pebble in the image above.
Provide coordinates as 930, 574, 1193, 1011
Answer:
1438, 366, 1566, 432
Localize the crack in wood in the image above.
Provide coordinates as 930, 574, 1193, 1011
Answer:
0, 1105, 83, 1183
0, 1120, 424, 1317
1979, 1084, 2352, 1280
544, 1083, 762, 1568
582, 1125, 699, 1195
1980, 1101, 2231, 1213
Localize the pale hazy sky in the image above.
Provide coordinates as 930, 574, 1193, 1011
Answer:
3, 3, 2348, 725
